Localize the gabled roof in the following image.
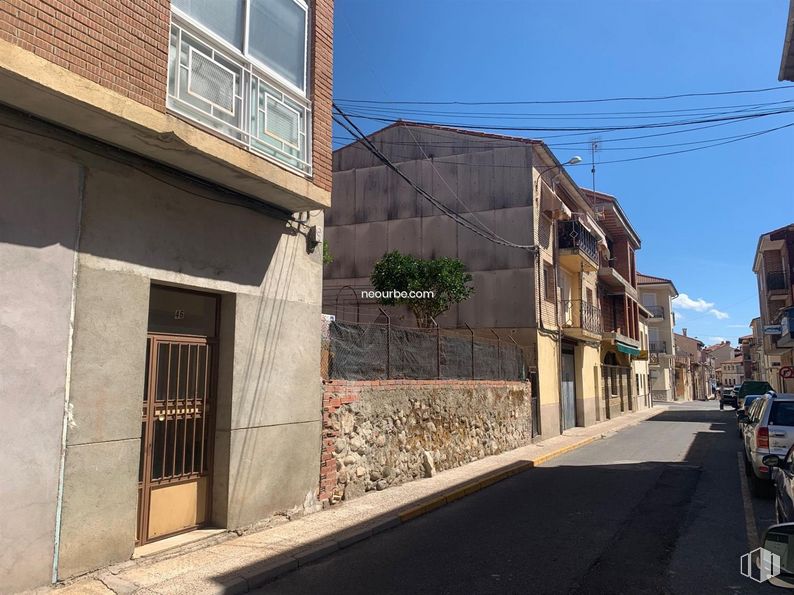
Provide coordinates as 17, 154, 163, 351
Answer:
637, 272, 679, 297
705, 341, 731, 351
364, 120, 545, 146
583, 189, 641, 249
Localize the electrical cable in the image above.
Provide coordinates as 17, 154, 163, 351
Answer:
334, 119, 794, 168
332, 105, 538, 251
335, 84, 794, 105
339, 106, 794, 133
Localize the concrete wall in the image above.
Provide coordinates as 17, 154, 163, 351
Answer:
536, 333, 561, 437
0, 112, 324, 586
575, 344, 602, 426
0, 138, 81, 592
319, 379, 532, 504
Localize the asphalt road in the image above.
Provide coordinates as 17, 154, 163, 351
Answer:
256, 401, 778, 594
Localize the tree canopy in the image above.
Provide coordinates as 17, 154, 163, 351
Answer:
370, 251, 474, 328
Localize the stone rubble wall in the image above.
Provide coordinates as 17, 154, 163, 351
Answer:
319, 379, 532, 505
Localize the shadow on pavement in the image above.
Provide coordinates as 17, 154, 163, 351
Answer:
207, 405, 775, 594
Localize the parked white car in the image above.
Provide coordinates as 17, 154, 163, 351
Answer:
740, 392, 794, 496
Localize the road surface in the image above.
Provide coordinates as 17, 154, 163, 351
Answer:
255, 401, 777, 594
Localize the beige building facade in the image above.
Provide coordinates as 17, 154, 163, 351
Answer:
638, 273, 678, 401
326, 123, 646, 439
752, 224, 794, 392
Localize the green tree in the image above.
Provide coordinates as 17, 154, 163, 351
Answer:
322, 240, 333, 265
370, 251, 474, 328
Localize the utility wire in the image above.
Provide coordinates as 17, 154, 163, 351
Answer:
335, 120, 794, 168
332, 121, 794, 152
334, 98, 794, 121
340, 106, 794, 133
332, 105, 538, 251
335, 85, 794, 105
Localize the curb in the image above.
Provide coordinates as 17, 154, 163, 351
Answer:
230, 430, 628, 592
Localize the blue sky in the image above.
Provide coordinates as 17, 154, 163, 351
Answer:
332, 0, 794, 346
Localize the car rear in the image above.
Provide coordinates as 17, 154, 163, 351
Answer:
749, 395, 794, 482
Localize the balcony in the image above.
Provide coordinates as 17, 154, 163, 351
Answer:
649, 341, 668, 354
597, 262, 638, 299
558, 220, 599, 272
560, 300, 602, 340
646, 305, 665, 319
766, 270, 789, 296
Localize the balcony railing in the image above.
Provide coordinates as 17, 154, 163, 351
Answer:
167, 20, 312, 175
767, 270, 788, 291
649, 340, 667, 354
558, 220, 599, 264
646, 305, 665, 319
561, 300, 602, 335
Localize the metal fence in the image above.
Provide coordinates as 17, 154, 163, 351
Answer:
322, 319, 529, 381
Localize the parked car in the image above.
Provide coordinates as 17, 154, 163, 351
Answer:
737, 394, 764, 438
769, 444, 794, 523
740, 393, 794, 496
720, 387, 736, 410
737, 380, 774, 409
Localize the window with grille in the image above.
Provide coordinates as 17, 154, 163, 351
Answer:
168, 1, 311, 174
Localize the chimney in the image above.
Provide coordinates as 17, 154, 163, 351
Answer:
682, 328, 687, 337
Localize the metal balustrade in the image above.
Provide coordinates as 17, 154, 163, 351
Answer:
560, 299, 602, 334
167, 20, 312, 175
558, 220, 599, 264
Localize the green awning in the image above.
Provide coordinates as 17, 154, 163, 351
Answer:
616, 342, 641, 356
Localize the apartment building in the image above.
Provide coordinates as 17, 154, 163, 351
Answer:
637, 272, 678, 401
752, 224, 794, 392
325, 122, 626, 438
739, 334, 757, 380
585, 191, 648, 416
674, 330, 710, 400
0, 1, 333, 589
719, 356, 746, 387
705, 340, 735, 368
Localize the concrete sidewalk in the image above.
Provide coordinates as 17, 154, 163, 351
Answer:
54, 405, 668, 595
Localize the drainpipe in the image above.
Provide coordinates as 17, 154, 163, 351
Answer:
52, 166, 85, 583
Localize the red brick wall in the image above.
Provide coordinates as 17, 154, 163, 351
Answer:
310, 0, 334, 193
0, 0, 170, 112
1, 0, 333, 190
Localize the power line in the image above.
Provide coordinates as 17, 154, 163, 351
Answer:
334, 120, 794, 168
340, 106, 794, 133
332, 104, 538, 251
331, 121, 794, 152
335, 85, 794, 106
334, 98, 794, 121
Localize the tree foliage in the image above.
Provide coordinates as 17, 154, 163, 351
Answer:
370, 251, 474, 328
322, 240, 333, 265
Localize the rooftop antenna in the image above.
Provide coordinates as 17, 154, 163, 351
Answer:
590, 138, 600, 205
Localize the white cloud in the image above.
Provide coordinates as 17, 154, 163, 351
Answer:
672, 293, 729, 320
708, 336, 727, 343
674, 293, 714, 312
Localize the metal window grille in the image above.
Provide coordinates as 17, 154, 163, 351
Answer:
167, 19, 311, 175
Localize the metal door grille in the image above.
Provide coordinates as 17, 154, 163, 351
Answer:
137, 334, 217, 545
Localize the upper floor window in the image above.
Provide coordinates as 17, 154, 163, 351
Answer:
168, 0, 311, 174
173, 0, 307, 91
